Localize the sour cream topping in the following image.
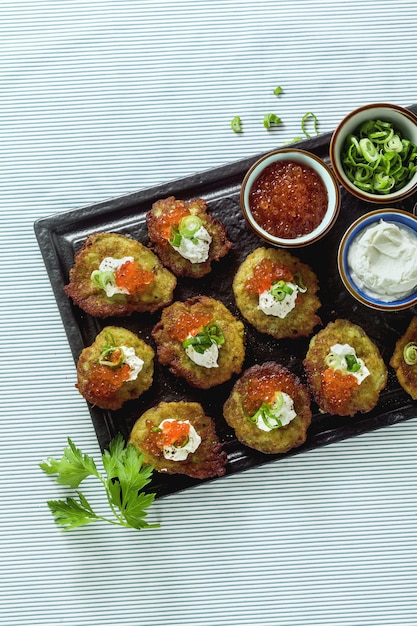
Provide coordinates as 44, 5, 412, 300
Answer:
258, 282, 299, 318
160, 419, 202, 461
172, 225, 212, 263
120, 346, 144, 381
97, 256, 133, 297
255, 391, 297, 432
185, 340, 220, 368
347, 220, 417, 302
326, 343, 370, 384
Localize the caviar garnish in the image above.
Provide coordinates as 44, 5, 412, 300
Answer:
321, 368, 359, 408
249, 160, 328, 239
84, 362, 131, 399
115, 259, 154, 294
245, 258, 293, 295
168, 311, 213, 343
154, 204, 191, 244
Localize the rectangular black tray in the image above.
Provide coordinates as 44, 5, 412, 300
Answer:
34, 111, 417, 498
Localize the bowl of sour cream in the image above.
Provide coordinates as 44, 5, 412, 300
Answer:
338, 208, 417, 311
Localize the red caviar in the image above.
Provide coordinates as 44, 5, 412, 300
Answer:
169, 311, 212, 342
245, 258, 293, 294
243, 371, 297, 416
115, 260, 154, 294
155, 204, 191, 244
85, 362, 131, 399
249, 160, 328, 239
321, 368, 359, 408
155, 420, 190, 449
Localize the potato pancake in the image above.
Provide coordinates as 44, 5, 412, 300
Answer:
152, 295, 245, 389
303, 319, 387, 416
390, 316, 417, 400
146, 196, 232, 277
233, 247, 321, 339
76, 326, 154, 410
223, 361, 312, 454
128, 401, 227, 479
65, 232, 177, 317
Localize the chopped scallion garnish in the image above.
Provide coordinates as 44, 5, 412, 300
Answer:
403, 342, 417, 366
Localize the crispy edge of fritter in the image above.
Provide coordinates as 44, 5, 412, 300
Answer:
389, 316, 417, 400
64, 232, 177, 317
128, 401, 228, 479
76, 326, 155, 410
152, 295, 246, 389
232, 246, 322, 339
223, 361, 312, 454
303, 318, 388, 416
146, 196, 232, 278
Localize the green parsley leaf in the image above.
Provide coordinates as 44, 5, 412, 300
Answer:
40, 434, 159, 532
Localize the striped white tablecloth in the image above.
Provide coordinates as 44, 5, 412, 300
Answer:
1, 2, 417, 625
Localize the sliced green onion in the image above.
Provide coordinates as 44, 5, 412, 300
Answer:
169, 228, 182, 247
301, 111, 319, 138
345, 354, 361, 373
183, 323, 224, 354
403, 342, 417, 365
248, 402, 282, 430
273, 85, 283, 96
263, 113, 281, 129
178, 214, 202, 238
294, 272, 307, 293
270, 280, 294, 301
91, 269, 116, 291
341, 118, 417, 195
231, 116, 243, 133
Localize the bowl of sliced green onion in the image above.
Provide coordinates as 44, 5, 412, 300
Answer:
329, 103, 417, 203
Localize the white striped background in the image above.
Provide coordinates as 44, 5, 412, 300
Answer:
1, 1, 417, 625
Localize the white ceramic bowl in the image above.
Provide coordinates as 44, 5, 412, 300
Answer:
240, 148, 341, 248
338, 208, 417, 311
329, 103, 417, 204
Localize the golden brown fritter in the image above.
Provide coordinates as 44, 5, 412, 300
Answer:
76, 326, 154, 410
223, 361, 312, 454
128, 401, 228, 479
390, 316, 417, 400
232, 247, 321, 339
303, 319, 387, 417
146, 196, 232, 278
152, 295, 245, 389
64, 232, 177, 317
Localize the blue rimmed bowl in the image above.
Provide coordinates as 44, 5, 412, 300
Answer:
337, 208, 417, 311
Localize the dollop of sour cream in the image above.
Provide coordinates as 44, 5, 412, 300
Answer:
97, 256, 133, 297
160, 419, 202, 461
120, 346, 144, 381
255, 391, 297, 432
258, 282, 299, 318
172, 226, 212, 263
185, 341, 220, 368
327, 343, 370, 384
347, 220, 417, 302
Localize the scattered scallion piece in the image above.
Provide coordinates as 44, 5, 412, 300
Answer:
182, 322, 225, 354
263, 113, 281, 129
341, 119, 417, 194
231, 116, 243, 133
301, 112, 319, 138
403, 341, 417, 365
273, 86, 283, 96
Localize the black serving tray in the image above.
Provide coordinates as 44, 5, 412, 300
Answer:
34, 111, 417, 498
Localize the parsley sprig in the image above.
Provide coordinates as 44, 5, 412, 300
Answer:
39, 434, 159, 531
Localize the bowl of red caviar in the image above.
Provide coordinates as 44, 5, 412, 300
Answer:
329, 103, 417, 204
240, 148, 341, 248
